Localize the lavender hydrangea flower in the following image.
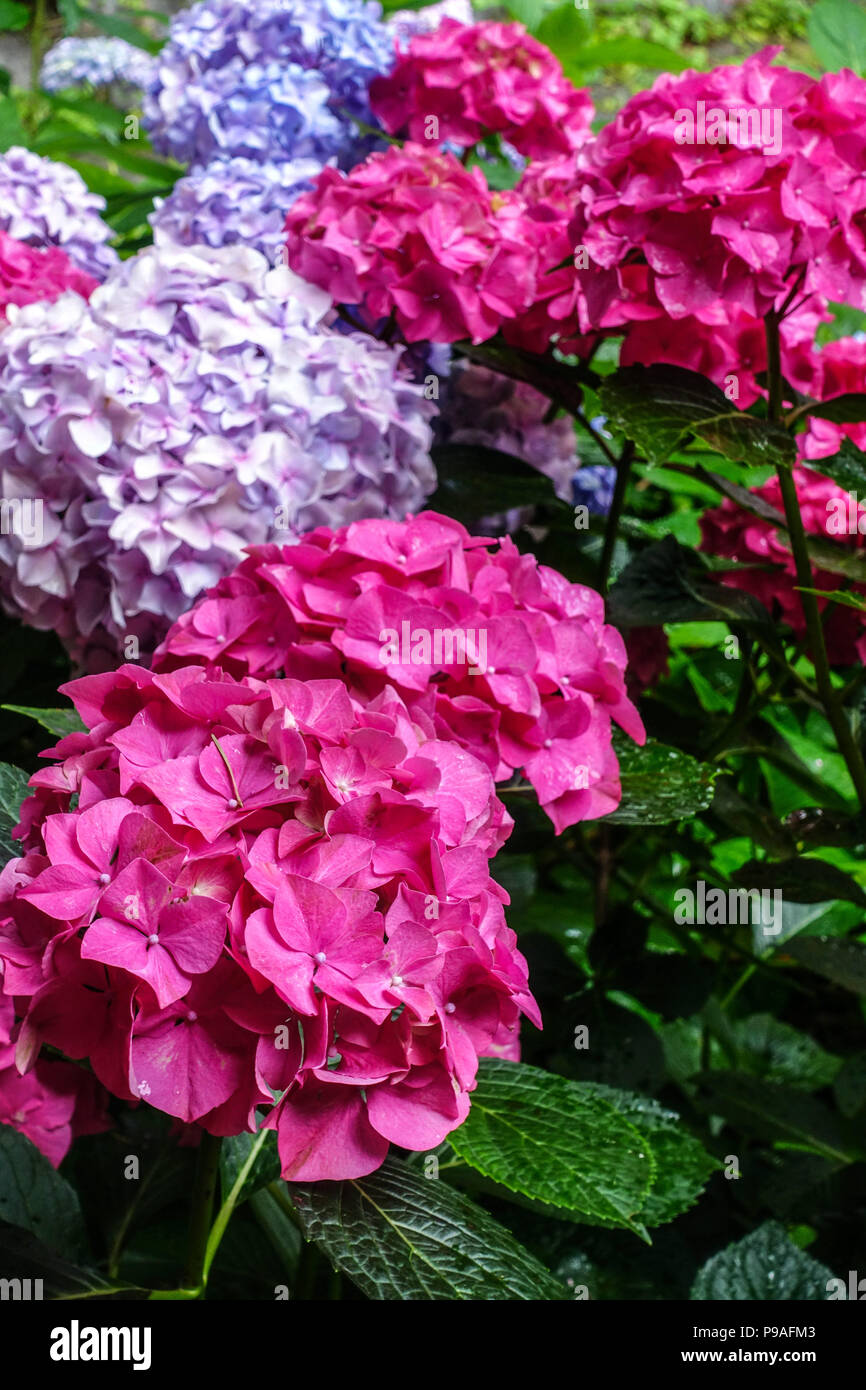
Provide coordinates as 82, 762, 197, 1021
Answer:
388, 0, 472, 49
41, 36, 157, 93
0, 243, 436, 671
572, 466, 617, 516
0, 147, 118, 280
150, 155, 324, 261
144, 0, 395, 169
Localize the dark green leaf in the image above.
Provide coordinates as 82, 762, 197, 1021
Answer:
220, 1131, 281, 1208
0, 761, 32, 866
0, 1127, 86, 1261
580, 1085, 719, 1226
607, 534, 777, 645
429, 443, 565, 523
694, 1072, 861, 1163
2, 704, 86, 737
447, 1059, 655, 1231
0, 1, 28, 31
692, 1221, 835, 1300
288, 1154, 566, 1300
607, 730, 719, 825
799, 393, 866, 424
733, 857, 866, 906
599, 364, 797, 469
0, 1223, 145, 1300
803, 437, 866, 497
784, 935, 866, 996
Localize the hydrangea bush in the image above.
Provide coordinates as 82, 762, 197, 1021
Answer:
0, 0, 864, 1314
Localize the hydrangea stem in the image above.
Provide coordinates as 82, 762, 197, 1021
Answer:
183, 1132, 223, 1295
765, 313, 866, 811
599, 440, 634, 594
29, 0, 47, 92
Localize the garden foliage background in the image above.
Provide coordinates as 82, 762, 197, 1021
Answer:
0, 0, 865, 1303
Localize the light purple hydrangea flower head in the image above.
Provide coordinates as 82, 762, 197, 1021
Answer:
144, 0, 395, 168
40, 36, 157, 93
150, 156, 324, 260
0, 147, 118, 280
387, 0, 472, 49
0, 243, 436, 670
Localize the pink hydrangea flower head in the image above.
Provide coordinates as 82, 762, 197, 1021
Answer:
0, 229, 97, 319
284, 143, 542, 344
0, 660, 540, 1179
155, 511, 645, 831
370, 19, 594, 159
566, 51, 866, 330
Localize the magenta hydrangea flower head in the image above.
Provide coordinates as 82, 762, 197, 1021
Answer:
0, 147, 119, 280
0, 229, 98, 319
375, 18, 592, 161
566, 51, 866, 331
0, 661, 537, 1179
0, 242, 435, 670
155, 511, 645, 832
285, 143, 542, 344
370, 18, 593, 159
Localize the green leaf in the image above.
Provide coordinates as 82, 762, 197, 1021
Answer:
562, 37, 692, 74
428, 443, 566, 523
598, 364, 797, 470
2, 704, 86, 737
219, 1130, 281, 1209
501, 0, 552, 31
0, 0, 29, 31
78, 6, 162, 52
57, 0, 83, 33
0, 1127, 87, 1261
808, 0, 866, 74
799, 393, 866, 424
0, 94, 26, 152
834, 1052, 866, 1118
607, 730, 719, 825
784, 935, 866, 997
607, 534, 778, 645
0, 761, 32, 866
732, 1014, 841, 1091
694, 1072, 861, 1164
247, 1188, 302, 1278
579, 1084, 719, 1226
288, 1154, 567, 1300
803, 437, 866, 497
692, 1221, 835, 1300
535, 3, 593, 59
447, 1059, 655, 1231
0, 1224, 145, 1300
733, 856, 866, 907
795, 587, 866, 612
